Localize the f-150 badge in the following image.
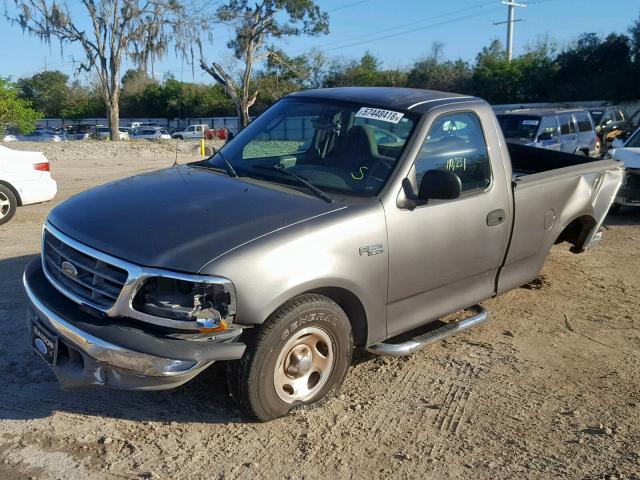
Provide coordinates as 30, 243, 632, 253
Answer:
359, 244, 384, 256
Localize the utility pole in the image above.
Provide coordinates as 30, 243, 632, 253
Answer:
494, 1, 527, 61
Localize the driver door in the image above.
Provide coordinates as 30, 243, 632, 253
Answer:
385, 110, 511, 337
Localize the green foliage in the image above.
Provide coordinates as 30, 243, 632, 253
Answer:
324, 52, 407, 87
17, 71, 69, 118
406, 58, 472, 93
8, 11, 640, 121
0, 78, 42, 135
121, 78, 235, 118
553, 33, 636, 102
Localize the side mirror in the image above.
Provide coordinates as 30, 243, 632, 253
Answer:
611, 138, 625, 148
399, 170, 462, 209
419, 169, 462, 201
537, 132, 553, 141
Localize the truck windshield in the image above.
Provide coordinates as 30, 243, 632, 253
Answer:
497, 115, 542, 140
205, 98, 417, 196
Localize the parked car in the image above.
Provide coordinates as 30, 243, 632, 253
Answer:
18, 129, 62, 142
608, 127, 640, 211
63, 124, 92, 141
0, 145, 57, 225
23, 87, 623, 421
132, 128, 171, 140
172, 124, 209, 139
497, 108, 599, 156
589, 107, 629, 149
2, 134, 18, 142
95, 126, 130, 140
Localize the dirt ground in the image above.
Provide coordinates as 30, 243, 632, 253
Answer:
0, 141, 639, 480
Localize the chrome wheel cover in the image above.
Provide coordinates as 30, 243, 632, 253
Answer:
274, 326, 334, 404
0, 192, 10, 219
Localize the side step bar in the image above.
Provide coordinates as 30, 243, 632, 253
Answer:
366, 305, 488, 357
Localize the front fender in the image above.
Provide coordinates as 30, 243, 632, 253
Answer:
201, 202, 389, 345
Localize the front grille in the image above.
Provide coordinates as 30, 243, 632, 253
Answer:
43, 230, 128, 309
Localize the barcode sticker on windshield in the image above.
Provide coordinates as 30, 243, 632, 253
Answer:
355, 107, 404, 124
522, 119, 540, 126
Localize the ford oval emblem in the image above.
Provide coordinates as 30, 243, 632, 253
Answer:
35, 338, 48, 355
61, 261, 78, 278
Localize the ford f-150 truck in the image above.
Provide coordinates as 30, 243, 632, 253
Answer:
23, 88, 623, 421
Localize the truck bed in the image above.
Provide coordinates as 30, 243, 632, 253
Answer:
497, 142, 624, 294
507, 142, 601, 178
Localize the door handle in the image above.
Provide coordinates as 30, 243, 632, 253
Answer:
487, 209, 506, 226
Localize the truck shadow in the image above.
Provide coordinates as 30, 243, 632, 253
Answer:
0, 254, 374, 425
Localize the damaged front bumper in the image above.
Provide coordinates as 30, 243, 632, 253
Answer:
23, 260, 245, 390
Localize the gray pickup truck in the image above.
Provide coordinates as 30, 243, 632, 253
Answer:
23, 88, 623, 421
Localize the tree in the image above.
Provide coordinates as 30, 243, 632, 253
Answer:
7, 0, 186, 140
324, 52, 406, 88
17, 71, 70, 118
0, 78, 42, 136
199, 0, 329, 127
406, 44, 471, 93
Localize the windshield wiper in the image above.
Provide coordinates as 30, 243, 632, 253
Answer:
216, 150, 238, 177
252, 165, 334, 203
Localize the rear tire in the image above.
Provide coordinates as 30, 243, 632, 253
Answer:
228, 294, 353, 422
0, 185, 17, 226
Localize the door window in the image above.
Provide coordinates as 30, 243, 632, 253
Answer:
559, 115, 574, 135
415, 112, 492, 193
575, 113, 593, 132
537, 116, 559, 139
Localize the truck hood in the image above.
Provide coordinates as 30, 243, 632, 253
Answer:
611, 148, 640, 169
48, 165, 343, 272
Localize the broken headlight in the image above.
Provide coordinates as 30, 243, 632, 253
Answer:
132, 276, 235, 332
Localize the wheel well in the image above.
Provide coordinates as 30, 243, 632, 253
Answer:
0, 181, 21, 206
306, 287, 368, 347
555, 215, 597, 251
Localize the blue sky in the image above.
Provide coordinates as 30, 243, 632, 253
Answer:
0, 0, 637, 83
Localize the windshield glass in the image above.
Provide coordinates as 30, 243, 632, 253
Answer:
497, 115, 542, 140
204, 98, 417, 196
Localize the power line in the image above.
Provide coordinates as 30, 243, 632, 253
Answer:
207, 0, 376, 43
298, 6, 503, 56
290, 1, 498, 56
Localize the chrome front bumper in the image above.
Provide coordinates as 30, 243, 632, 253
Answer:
24, 260, 245, 390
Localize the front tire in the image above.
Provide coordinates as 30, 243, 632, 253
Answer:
229, 294, 353, 422
0, 185, 17, 226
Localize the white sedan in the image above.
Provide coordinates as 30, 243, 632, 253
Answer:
131, 128, 172, 140
0, 145, 57, 225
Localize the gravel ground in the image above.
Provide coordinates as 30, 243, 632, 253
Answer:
0, 141, 639, 480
